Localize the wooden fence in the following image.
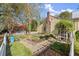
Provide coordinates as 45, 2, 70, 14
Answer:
0, 34, 7, 56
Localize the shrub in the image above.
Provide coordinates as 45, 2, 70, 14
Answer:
74, 41, 79, 55
10, 42, 32, 56
39, 35, 49, 40
39, 34, 57, 40
49, 34, 57, 39
50, 42, 70, 55
75, 31, 79, 41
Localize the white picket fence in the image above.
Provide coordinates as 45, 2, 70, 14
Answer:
0, 34, 7, 56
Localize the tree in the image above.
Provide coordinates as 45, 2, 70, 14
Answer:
0, 4, 18, 33
24, 4, 41, 33
0, 4, 41, 34
55, 19, 73, 41
75, 31, 79, 41
31, 19, 38, 31
29, 3, 40, 19
59, 11, 71, 20
0, 16, 5, 32
0, 4, 32, 33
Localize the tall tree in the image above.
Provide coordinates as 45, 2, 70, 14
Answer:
30, 3, 40, 19
31, 19, 38, 31
0, 4, 32, 33
59, 11, 71, 20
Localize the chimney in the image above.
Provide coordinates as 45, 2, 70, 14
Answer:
47, 11, 51, 21
47, 11, 50, 17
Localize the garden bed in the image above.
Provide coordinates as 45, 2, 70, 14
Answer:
50, 42, 70, 56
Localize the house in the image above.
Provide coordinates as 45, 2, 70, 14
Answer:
72, 11, 79, 32
37, 11, 71, 42
37, 11, 59, 33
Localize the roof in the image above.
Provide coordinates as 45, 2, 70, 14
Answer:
47, 11, 58, 19
49, 14, 58, 19
72, 11, 79, 19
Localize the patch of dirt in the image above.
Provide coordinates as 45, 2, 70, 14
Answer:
38, 48, 62, 56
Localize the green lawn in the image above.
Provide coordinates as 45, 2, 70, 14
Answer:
13, 34, 42, 41
10, 42, 32, 56
0, 35, 4, 37
12, 33, 56, 42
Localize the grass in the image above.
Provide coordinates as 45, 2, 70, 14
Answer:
39, 33, 57, 40
13, 34, 30, 40
12, 33, 57, 42
75, 31, 79, 41
10, 42, 32, 56
13, 34, 41, 41
11, 33, 57, 41
50, 42, 70, 55
75, 31, 79, 55
74, 41, 79, 55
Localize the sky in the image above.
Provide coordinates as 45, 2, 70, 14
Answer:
39, 3, 79, 18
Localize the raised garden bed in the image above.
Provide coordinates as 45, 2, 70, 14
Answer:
50, 42, 70, 56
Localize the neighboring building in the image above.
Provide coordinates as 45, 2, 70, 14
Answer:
44, 11, 59, 33
37, 24, 44, 33
37, 11, 59, 33
72, 11, 79, 32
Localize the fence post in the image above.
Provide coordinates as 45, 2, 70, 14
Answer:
3, 33, 7, 56
0, 33, 7, 56
69, 32, 74, 56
